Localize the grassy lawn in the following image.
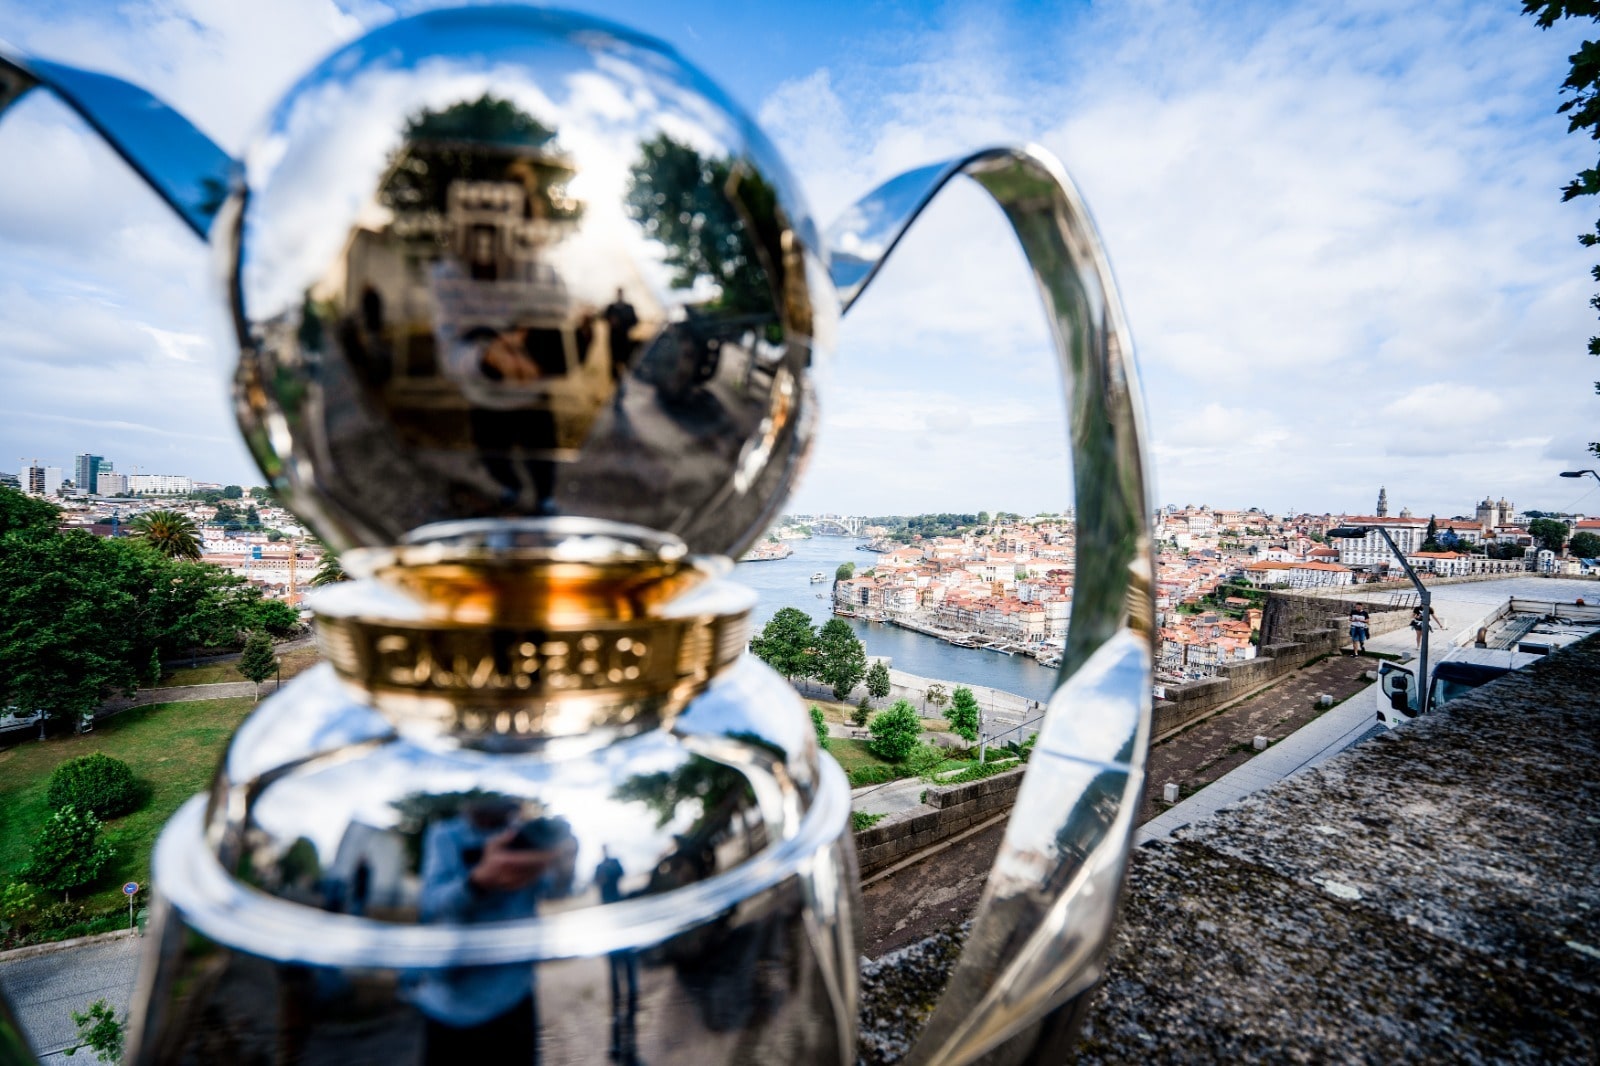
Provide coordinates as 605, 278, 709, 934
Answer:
0, 698, 255, 920
825, 737, 898, 777
161, 644, 322, 687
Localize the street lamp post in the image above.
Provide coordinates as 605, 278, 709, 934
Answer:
1329, 524, 1433, 717
977, 697, 987, 765
1559, 469, 1600, 486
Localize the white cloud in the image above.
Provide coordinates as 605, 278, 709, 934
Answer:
1, 0, 1596, 523
769, 0, 1600, 519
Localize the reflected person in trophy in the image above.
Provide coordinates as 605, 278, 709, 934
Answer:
594, 846, 642, 1065
0, 7, 1154, 1064
604, 289, 641, 385
414, 799, 576, 1064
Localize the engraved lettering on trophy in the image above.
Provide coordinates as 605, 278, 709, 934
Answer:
366, 626, 654, 695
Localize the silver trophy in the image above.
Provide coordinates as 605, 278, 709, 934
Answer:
0, 7, 1153, 1064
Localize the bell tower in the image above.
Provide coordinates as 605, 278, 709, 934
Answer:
1376, 486, 1388, 518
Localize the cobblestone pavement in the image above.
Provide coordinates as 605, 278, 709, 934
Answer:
852, 778, 929, 818
1138, 653, 1374, 823
0, 933, 141, 1061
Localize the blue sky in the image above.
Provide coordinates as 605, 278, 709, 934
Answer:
2, 0, 1599, 522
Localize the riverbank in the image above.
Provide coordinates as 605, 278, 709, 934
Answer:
738, 538, 1060, 702
874, 612, 1054, 664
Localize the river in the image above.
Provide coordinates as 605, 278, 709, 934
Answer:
736, 536, 1058, 702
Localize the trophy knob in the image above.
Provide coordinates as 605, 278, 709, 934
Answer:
223, 6, 834, 558
0, 10, 1156, 1066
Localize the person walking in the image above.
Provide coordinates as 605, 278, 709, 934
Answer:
1348, 603, 1370, 655
1411, 604, 1443, 647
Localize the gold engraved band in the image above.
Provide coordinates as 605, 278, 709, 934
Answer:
317, 609, 750, 741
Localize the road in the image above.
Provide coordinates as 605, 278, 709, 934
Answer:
0, 934, 141, 1061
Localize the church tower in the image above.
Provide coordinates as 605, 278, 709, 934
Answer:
1376, 486, 1388, 518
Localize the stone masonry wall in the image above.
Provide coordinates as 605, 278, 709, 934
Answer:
1257, 591, 1410, 647
1153, 591, 1410, 740
856, 635, 1600, 1065
854, 768, 1026, 877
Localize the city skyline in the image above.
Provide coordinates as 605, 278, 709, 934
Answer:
1, 1, 1598, 521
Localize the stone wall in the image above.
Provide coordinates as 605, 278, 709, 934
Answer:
854, 768, 1026, 877
1153, 592, 1409, 740
855, 636, 1600, 1065
1257, 592, 1410, 647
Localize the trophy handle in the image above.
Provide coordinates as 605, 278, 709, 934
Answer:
0, 42, 234, 239
826, 146, 1156, 1065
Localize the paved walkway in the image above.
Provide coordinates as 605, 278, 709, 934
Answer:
852, 777, 930, 817
1330, 577, 1597, 659
0, 933, 141, 1061
88, 680, 282, 727
1138, 679, 1384, 843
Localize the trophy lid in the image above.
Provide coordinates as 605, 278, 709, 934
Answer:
225, 5, 835, 558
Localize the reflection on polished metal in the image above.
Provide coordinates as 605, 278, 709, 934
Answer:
0, 6, 1152, 1066
830, 147, 1154, 1064
216, 6, 827, 560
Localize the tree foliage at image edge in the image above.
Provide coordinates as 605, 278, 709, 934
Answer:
1527, 0, 1600, 456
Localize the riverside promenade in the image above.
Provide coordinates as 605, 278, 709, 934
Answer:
881, 665, 1044, 744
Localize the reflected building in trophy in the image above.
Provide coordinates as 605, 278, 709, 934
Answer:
0, 6, 1154, 1065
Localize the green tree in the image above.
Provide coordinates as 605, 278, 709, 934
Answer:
924, 682, 949, 716
23, 806, 115, 902
239, 597, 299, 638
1420, 515, 1443, 553
867, 700, 923, 762
221, 485, 243, 499
816, 618, 867, 700
48, 754, 139, 819
0, 523, 297, 719
309, 552, 349, 587
865, 659, 891, 705
1527, 0, 1600, 457
947, 686, 981, 743
853, 697, 871, 728
63, 998, 123, 1063
835, 561, 855, 582
238, 631, 278, 702
748, 607, 817, 683
1530, 517, 1571, 553
383, 95, 577, 226
0, 487, 58, 538
128, 509, 202, 561
626, 134, 774, 313
1569, 529, 1600, 557
809, 705, 829, 751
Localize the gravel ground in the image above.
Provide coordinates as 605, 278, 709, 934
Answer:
858, 633, 1600, 1064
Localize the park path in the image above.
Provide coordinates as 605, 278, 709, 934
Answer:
99, 678, 283, 715
159, 633, 316, 671
852, 777, 929, 817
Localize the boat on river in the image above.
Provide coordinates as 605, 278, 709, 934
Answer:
810, 571, 826, 583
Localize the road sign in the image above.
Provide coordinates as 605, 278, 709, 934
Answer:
124, 882, 140, 930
